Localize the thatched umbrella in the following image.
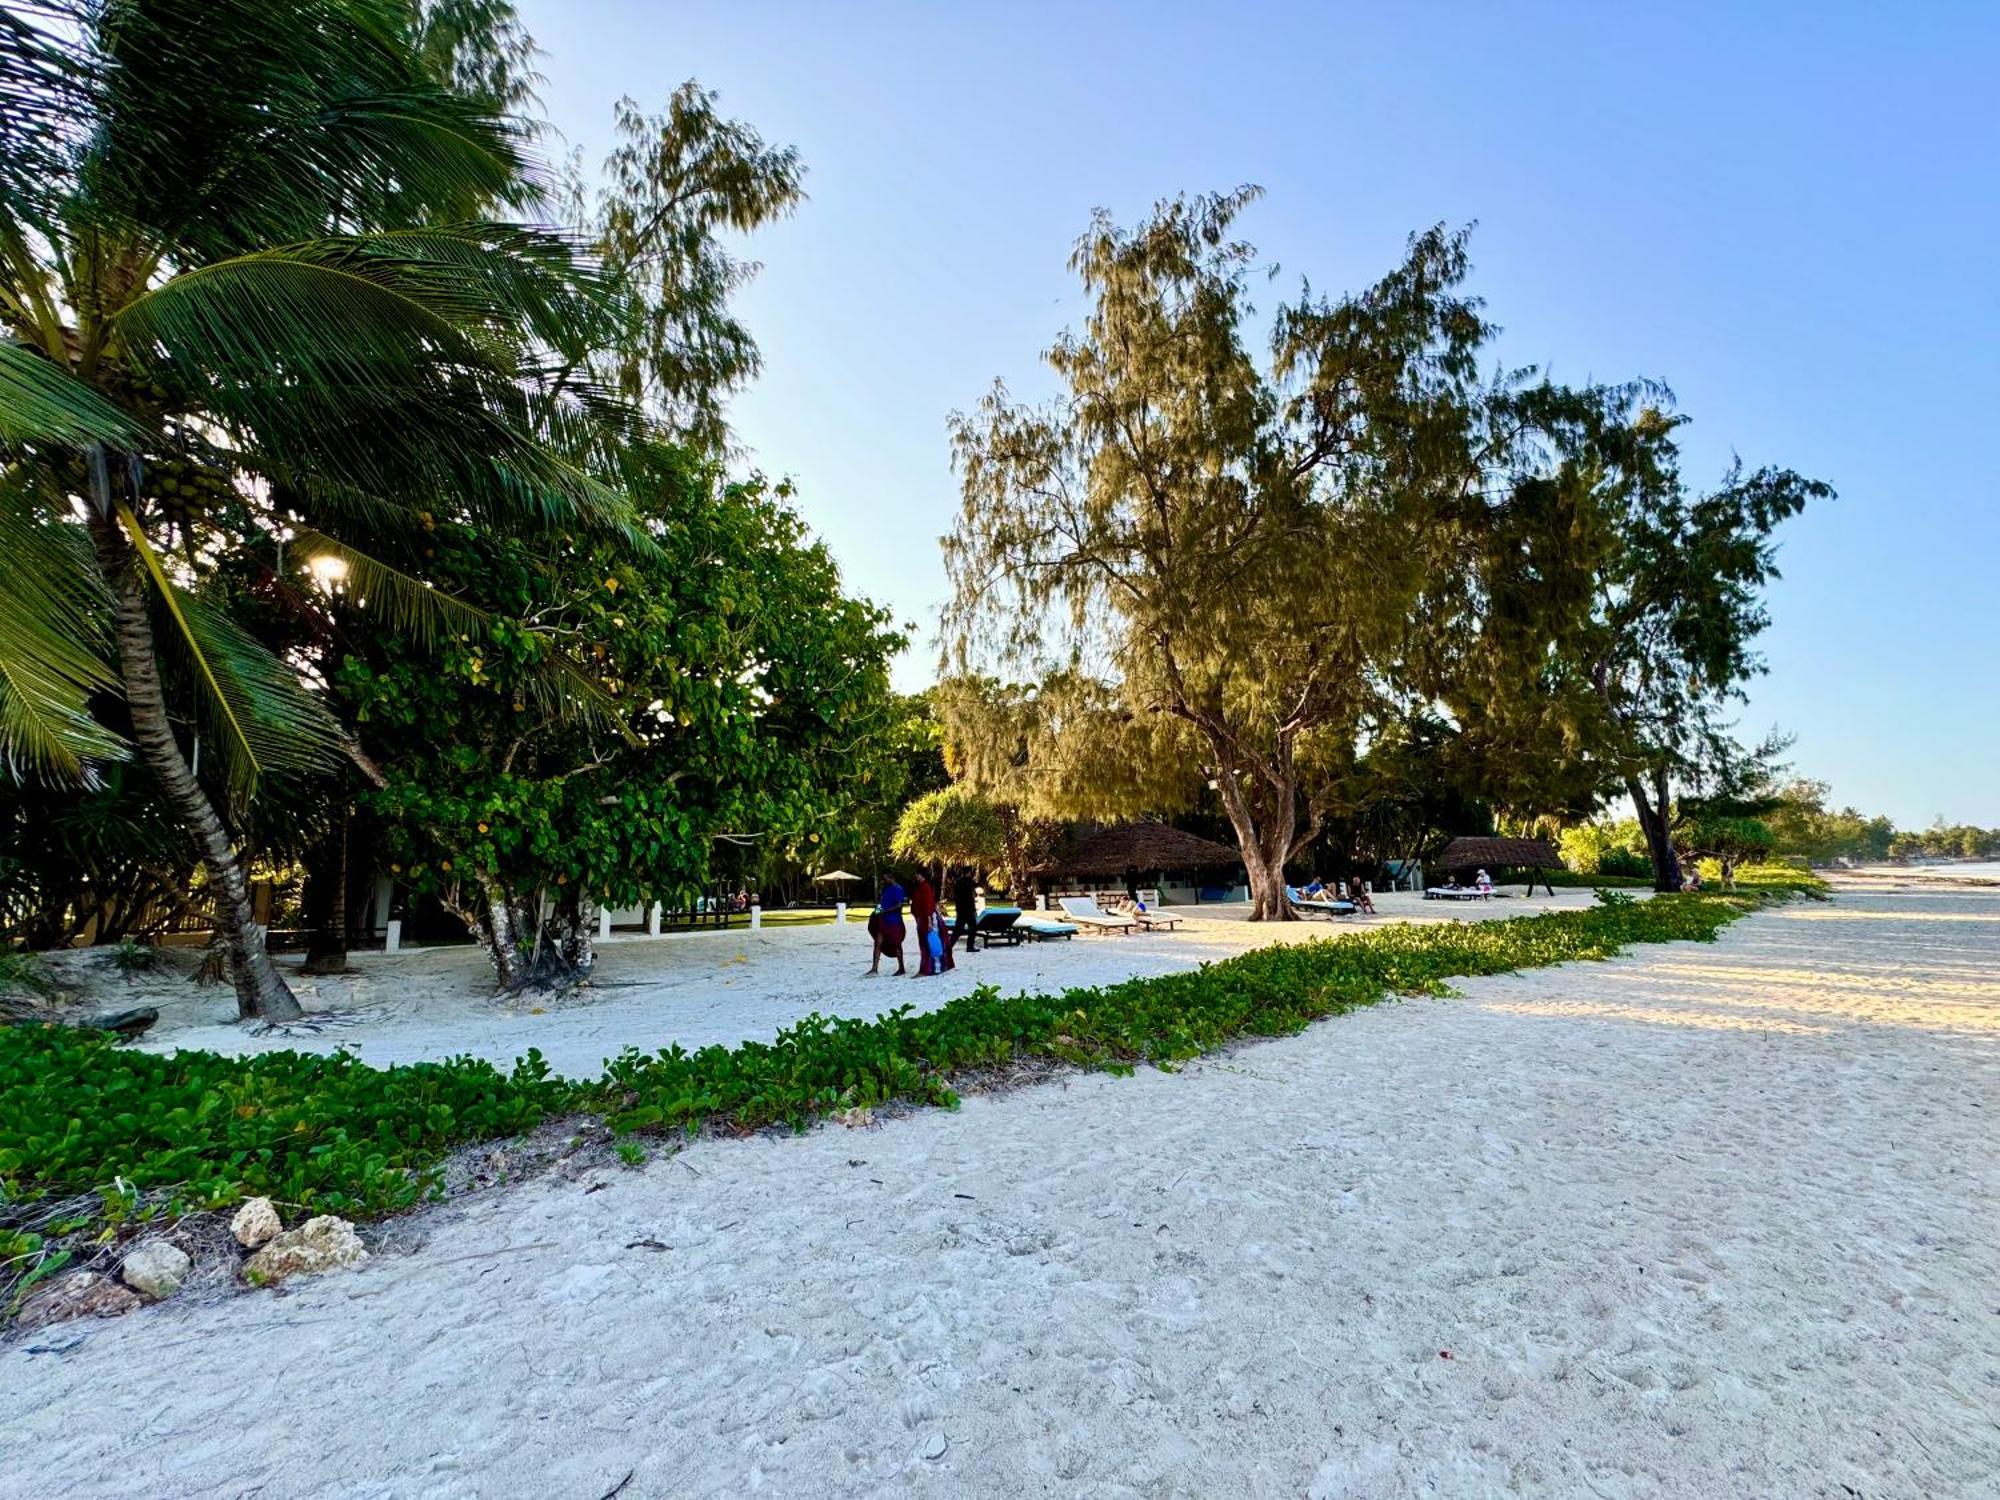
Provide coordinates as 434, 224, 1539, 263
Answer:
810, 869, 863, 901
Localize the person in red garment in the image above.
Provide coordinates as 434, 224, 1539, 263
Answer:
909, 875, 955, 976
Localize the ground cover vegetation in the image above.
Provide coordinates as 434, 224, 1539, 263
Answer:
1, 869, 1821, 1315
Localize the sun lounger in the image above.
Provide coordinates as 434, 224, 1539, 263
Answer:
1016, 918, 1078, 941
974, 906, 1027, 947
1287, 885, 1357, 918
1057, 896, 1139, 934
1127, 908, 1181, 932
1424, 886, 1490, 901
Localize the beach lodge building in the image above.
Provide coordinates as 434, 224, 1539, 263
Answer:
1025, 822, 1248, 909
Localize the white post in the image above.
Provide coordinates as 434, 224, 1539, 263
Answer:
750, 903, 762, 931
835, 900, 847, 924
597, 906, 612, 940
385, 918, 402, 954
647, 902, 662, 938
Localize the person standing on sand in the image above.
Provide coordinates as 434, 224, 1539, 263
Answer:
910, 875, 954, 976
867, 876, 907, 976
951, 869, 979, 954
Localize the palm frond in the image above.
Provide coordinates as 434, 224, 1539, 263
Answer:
0, 339, 150, 449
291, 527, 638, 741
169, 586, 354, 810
0, 3, 92, 230
119, 501, 349, 808
289, 524, 493, 651
0, 501, 127, 780
80, 0, 535, 253
114, 242, 486, 391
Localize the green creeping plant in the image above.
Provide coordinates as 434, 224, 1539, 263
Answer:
2, 875, 1816, 1305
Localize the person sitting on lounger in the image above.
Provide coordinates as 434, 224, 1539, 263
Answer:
1353, 879, 1376, 914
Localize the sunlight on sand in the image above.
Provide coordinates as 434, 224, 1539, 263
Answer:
1478, 999, 1833, 1035
1781, 907, 2000, 924
1652, 961, 2000, 1005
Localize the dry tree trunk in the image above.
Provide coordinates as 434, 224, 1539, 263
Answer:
1626, 768, 1683, 893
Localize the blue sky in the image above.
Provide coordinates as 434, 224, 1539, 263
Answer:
521, 1, 1998, 827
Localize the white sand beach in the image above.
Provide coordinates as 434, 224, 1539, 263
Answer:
5, 880, 1995, 1498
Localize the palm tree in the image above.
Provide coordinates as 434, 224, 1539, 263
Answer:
0, 0, 635, 1018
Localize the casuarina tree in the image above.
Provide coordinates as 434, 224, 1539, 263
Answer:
944, 189, 1560, 919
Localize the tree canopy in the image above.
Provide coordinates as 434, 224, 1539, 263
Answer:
0, 0, 643, 1015
944, 190, 1646, 916
338, 447, 901, 988
891, 786, 1007, 876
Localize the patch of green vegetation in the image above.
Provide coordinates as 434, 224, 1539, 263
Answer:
1, 872, 1820, 1313
1535, 869, 1652, 889
0, 1039, 569, 1226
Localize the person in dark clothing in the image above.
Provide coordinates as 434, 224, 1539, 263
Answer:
951, 870, 979, 954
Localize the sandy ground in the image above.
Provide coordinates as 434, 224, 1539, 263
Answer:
90, 886, 1613, 1080
6, 879, 1996, 1499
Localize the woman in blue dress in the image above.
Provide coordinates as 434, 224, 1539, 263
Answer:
867, 876, 907, 976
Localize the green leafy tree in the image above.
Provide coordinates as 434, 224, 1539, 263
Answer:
568, 82, 805, 452
339, 448, 902, 990
891, 786, 1006, 881
1522, 403, 1830, 890
0, 0, 636, 1017
944, 190, 1610, 918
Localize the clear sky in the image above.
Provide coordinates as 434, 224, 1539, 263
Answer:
520, 1, 1998, 828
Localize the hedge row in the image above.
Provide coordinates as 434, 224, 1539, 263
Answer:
2, 871, 1820, 1260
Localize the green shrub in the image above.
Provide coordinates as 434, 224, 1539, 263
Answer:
580, 890, 1771, 1137
1532, 869, 1651, 889
1597, 847, 1654, 879
108, 939, 165, 976
1, 878, 1819, 1301
0, 1033, 571, 1223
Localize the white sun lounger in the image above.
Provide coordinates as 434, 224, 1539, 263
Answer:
1057, 896, 1139, 934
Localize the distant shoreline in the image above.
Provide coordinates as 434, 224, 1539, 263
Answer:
1829, 861, 2000, 888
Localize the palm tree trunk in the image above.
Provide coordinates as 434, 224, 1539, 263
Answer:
92, 519, 302, 1021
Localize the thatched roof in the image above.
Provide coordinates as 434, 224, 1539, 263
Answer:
1030, 823, 1243, 877
1437, 836, 1562, 871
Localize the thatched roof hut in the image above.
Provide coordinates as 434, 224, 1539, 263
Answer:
1030, 823, 1243, 878
1436, 836, 1562, 873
